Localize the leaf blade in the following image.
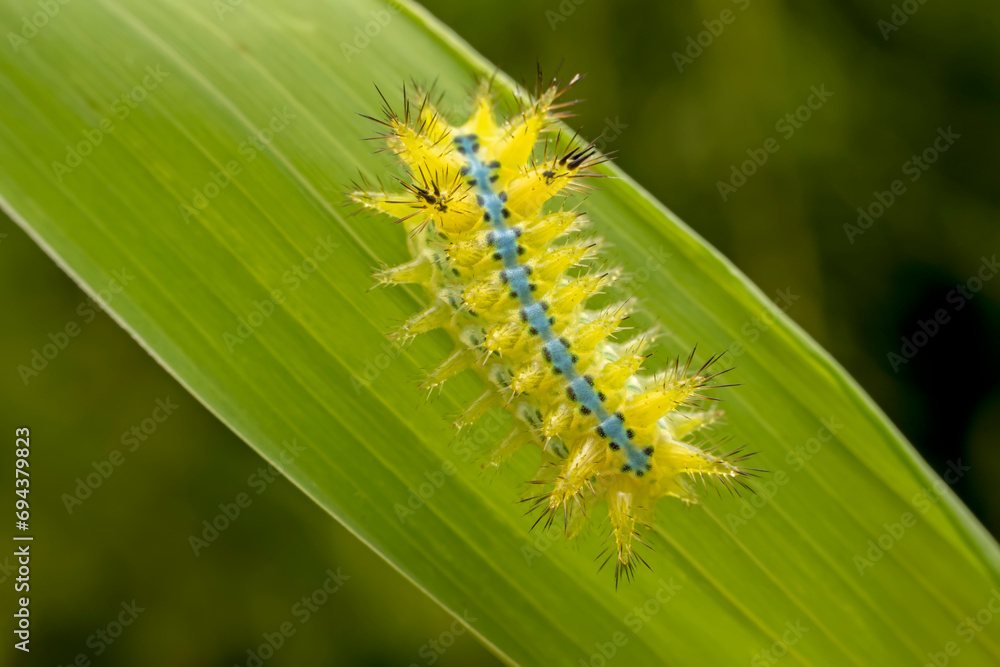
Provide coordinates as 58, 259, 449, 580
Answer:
1, 0, 998, 665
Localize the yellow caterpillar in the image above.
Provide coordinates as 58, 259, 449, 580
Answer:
350, 73, 761, 585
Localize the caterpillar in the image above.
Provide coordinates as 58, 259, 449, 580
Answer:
350, 72, 762, 585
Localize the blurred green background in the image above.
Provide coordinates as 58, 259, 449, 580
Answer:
2, 0, 998, 665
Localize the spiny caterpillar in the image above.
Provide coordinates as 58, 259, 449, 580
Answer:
350, 72, 761, 585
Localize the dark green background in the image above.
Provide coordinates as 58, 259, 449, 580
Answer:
2, 0, 997, 665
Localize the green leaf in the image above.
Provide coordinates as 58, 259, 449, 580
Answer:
2, 0, 998, 664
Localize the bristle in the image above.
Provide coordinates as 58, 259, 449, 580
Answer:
355, 73, 760, 585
